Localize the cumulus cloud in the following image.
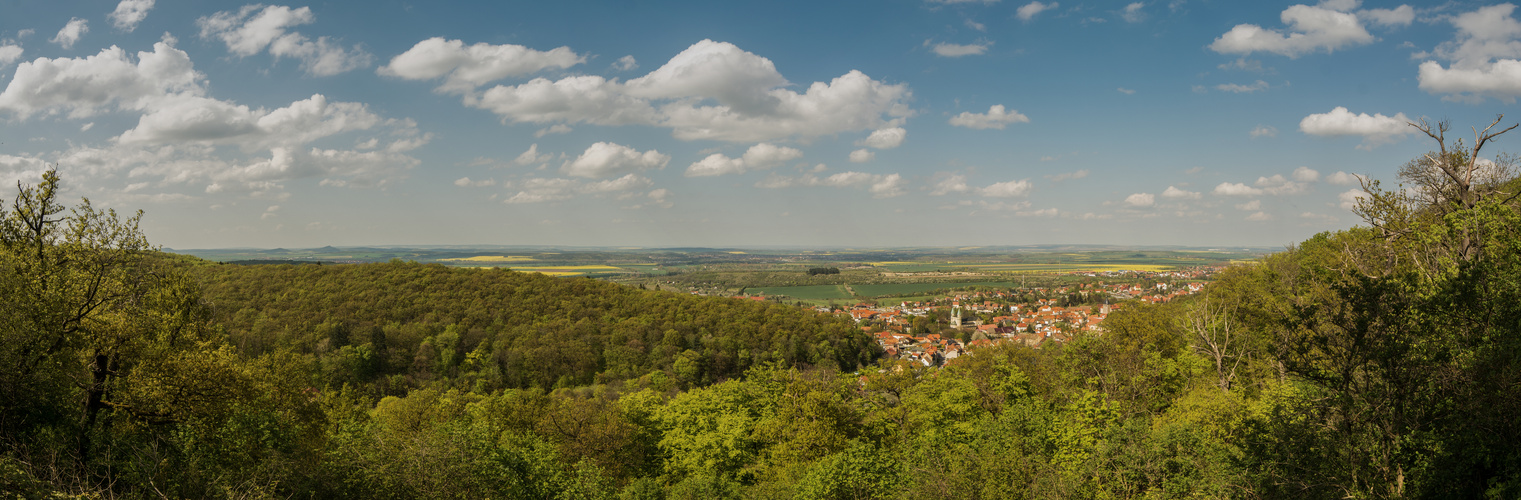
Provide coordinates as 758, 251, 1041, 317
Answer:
1018, 2, 1058, 21
1161, 186, 1201, 199
980, 179, 1032, 197
378, 37, 584, 93
930, 174, 971, 195
116, 94, 389, 150
930, 41, 991, 57
454, 176, 496, 187
514, 143, 553, 166
534, 124, 573, 137
467, 40, 912, 143
503, 174, 657, 204
687, 153, 748, 177
1117, 87, 1136, 94
110, 0, 155, 32
197, 4, 371, 76
1293, 166, 1320, 182
861, 127, 906, 149
948, 104, 1029, 129
1046, 169, 1088, 181
849, 149, 875, 163
1299, 106, 1412, 148
613, 55, 638, 71
51, 18, 89, 50
759, 171, 906, 198
1252, 174, 1309, 195
1338, 188, 1369, 209
470, 75, 658, 126
1416, 4, 1521, 102
1236, 199, 1262, 210
683, 143, 802, 177
0, 44, 23, 67
1250, 125, 1278, 138
1209, 4, 1373, 58
1214, 182, 1264, 196
1122, 2, 1146, 23
1246, 211, 1273, 221
1125, 192, 1155, 207
0, 42, 202, 120
1327, 171, 1361, 185
1359, 5, 1413, 27
561, 142, 669, 178
1216, 80, 1270, 93
646, 188, 672, 208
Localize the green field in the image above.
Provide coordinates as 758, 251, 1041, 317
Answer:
744, 285, 853, 300
852, 281, 1024, 297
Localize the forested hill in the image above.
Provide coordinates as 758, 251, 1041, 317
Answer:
188, 261, 878, 393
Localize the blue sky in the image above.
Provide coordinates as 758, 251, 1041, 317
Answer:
1, 0, 1518, 248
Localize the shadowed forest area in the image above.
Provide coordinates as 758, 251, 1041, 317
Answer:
4, 120, 1521, 498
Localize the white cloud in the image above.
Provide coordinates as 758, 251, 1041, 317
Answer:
1255, 174, 1309, 195
686, 153, 748, 177
683, 143, 802, 177
613, 55, 638, 71
980, 179, 1032, 197
1327, 171, 1361, 185
197, 5, 371, 76
758, 171, 905, 198
1018, 2, 1058, 21
861, 127, 907, 149
514, 143, 553, 166
1416, 4, 1521, 102
741, 143, 803, 168
1214, 182, 1264, 196
1236, 199, 1261, 210
1161, 186, 1201, 199
1359, 5, 1413, 27
625, 39, 789, 114
561, 142, 669, 178
1122, 3, 1146, 23
1117, 87, 1136, 95
110, 0, 155, 32
930, 174, 970, 195
534, 124, 573, 137
0, 42, 202, 120
1299, 106, 1412, 148
646, 188, 672, 208
471, 75, 658, 126
1125, 192, 1155, 207
849, 149, 875, 163
582, 173, 654, 193
948, 104, 1029, 129
1046, 169, 1088, 181
966, 19, 987, 31
378, 37, 584, 93
1251, 125, 1278, 138
930, 41, 991, 57
0, 44, 23, 67
1209, 4, 1373, 57
1338, 188, 1369, 209
116, 94, 392, 151
454, 176, 496, 187
468, 41, 912, 143
51, 18, 89, 50
1216, 80, 1270, 93
1018, 207, 1059, 217
1293, 166, 1320, 182
1246, 211, 1273, 221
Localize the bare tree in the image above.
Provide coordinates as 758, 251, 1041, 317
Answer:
1185, 293, 1244, 392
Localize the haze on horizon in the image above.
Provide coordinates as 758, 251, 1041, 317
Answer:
2, 0, 1518, 249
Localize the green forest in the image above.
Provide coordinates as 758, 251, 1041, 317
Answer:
5, 122, 1521, 498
